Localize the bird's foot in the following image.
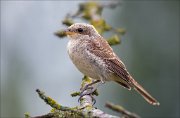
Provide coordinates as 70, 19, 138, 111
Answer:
78, 80, 100, 105
78, 84, 94, 102
78, 92, 96, 105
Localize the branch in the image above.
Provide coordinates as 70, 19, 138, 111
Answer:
30, 77, 119, 118
27, 76, 138, 118
74, 76, 119, 118
105, 102, 140, 118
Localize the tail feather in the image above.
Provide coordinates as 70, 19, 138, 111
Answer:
131, 78, 160, 106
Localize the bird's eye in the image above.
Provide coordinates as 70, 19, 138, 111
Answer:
77, 28, 83, 33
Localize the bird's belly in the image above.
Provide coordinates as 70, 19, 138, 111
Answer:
68, 46, 100, 80
71, 53, 100, 80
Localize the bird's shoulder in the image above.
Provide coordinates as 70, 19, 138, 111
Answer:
86, 36, 115, 58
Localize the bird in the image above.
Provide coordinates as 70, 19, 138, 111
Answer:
64, 23, 160, 106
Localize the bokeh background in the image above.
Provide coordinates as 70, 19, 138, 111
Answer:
1, 0, 179, 117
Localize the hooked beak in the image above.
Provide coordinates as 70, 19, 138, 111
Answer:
64, 29, 76, 35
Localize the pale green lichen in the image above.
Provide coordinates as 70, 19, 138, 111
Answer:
91, 19, 112, 34
71, 91, 80, 97
54, 30, 66, 38
36, 89, 61, 110
36, 89, 87, 117
62, 18, 74, 26
115, 28, 126, 35
79, 1, 102, 20
107, 35, 121, 45
81, 76, 92, 87
24, 112, 30, 118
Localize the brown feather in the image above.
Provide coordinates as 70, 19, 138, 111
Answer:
86, 36, 131, 84
130, 77, 160, 105
115, 80, 131, 90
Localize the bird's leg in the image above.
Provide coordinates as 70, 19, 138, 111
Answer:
81, 80, 101, 93
78, 80, 101, 103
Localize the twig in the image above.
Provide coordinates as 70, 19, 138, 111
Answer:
105, 102, 140, 118
33, 88, 119, 118
36, 89, 86, 118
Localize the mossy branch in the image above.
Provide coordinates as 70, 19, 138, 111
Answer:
29, 77, 118, 118
27, 77, 139, 118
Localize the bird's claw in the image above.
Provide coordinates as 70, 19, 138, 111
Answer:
78, 93, 96, 105
80, 85, 93, 92
78, 84, 96, 105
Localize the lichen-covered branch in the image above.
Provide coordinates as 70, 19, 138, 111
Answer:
33, 89, 87, 118
28, 76, 138, 118
27, 87, 118, 118
74, 76, 119, 118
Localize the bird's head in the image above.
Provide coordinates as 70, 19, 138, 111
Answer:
65, 23, 99, 39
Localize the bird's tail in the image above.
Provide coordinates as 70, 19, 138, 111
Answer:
130, 77, 160, 106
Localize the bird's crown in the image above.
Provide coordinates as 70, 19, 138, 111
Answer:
66, 23, 98, 37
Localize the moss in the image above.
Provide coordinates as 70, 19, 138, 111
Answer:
54, 30, 66, 38
107, 35, 121, 45
71, 91, 80, 97
62, 18, 74, 26
92, 89, 99, 96
115, 28, 126, 35
79, 1, 102, 20
81, 76, 92, 87
24, 112, 30, 118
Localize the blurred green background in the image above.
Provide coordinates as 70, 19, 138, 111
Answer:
1, 1, 179, 118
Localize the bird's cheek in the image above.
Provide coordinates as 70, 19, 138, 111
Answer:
68, 34, 79, 39
67, 35, 72, 39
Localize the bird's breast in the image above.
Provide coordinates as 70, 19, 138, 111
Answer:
67, 40, 100, 80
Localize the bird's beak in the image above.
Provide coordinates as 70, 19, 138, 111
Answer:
64, 29, 76, 35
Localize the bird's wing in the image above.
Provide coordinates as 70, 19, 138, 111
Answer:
86, 36, 131, 84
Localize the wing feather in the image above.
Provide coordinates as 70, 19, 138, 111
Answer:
86, 36, 131, 83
